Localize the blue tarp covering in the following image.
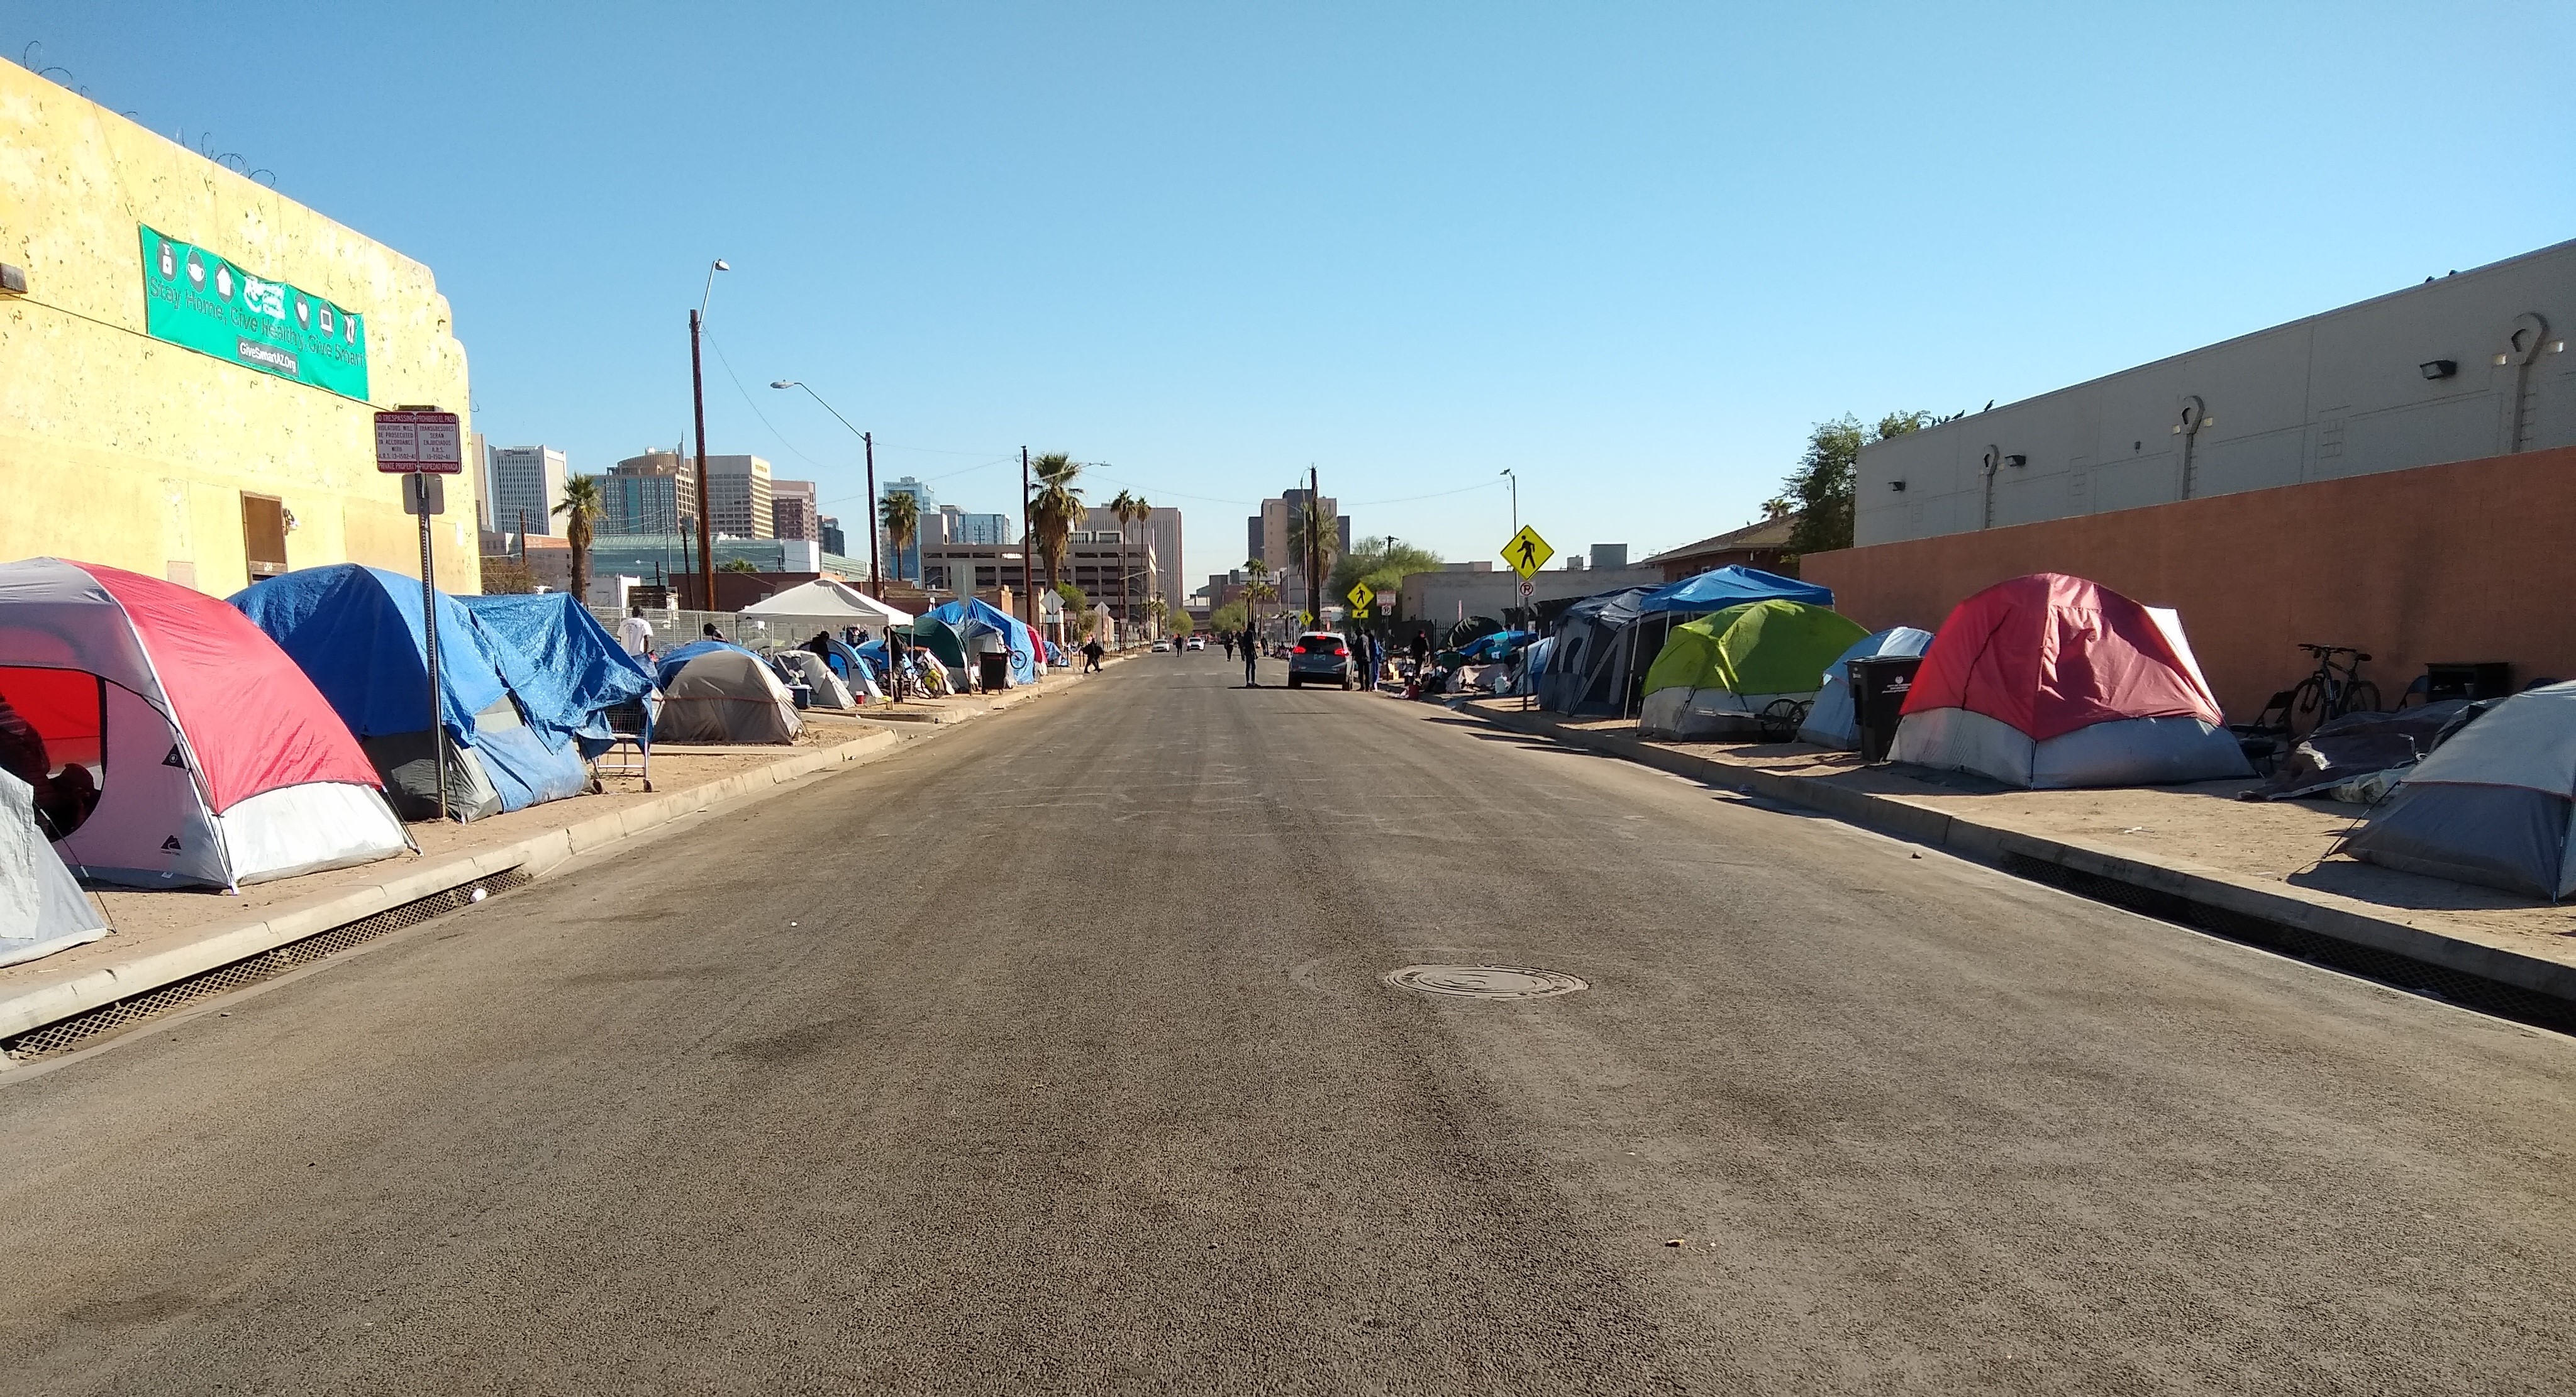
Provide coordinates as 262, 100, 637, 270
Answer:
1453, 630, 1537, 663
230, 565, 621, 814
455, 593, 654, 754
923, 599, 1040, 685
231, 565, 508, 740
1638, 565, 1832, 615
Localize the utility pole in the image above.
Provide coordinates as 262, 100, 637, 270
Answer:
863, 431, 880, 590
690, 310, 714, 617
1020, 446, 1034, 627
689, 258, 727, 616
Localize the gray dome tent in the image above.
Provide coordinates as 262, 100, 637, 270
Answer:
2346, 682, 2576, 899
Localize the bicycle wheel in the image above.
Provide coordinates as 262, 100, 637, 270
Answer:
2287, 676, 2328, 734
1758, 697, 1807, 744
2336, 680, 2382, 718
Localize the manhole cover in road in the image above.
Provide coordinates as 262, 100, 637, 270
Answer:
1383, 965, 1587, 1000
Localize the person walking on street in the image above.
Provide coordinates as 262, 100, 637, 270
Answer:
1241, 626, 1260, 687
1082, 634, 1105, 673
617, 606, 654, 660
1220, 633, 1235, 662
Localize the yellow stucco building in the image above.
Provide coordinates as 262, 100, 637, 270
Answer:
0, 62, 478, 595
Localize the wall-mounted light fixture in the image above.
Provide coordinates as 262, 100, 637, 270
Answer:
0, 263, 26, 296
2420, 359, 2458, 380
1889, 480, 1908, 492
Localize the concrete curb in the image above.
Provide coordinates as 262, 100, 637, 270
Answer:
0, 705, 990, 1047
1460, 702, 2576, 1019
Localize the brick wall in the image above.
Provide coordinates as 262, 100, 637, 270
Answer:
1800, 446, 2576, 719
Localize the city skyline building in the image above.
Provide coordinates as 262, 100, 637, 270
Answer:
486, 444, 567, 538
1247, 489, 1349, 617
604, 450, 699, 536
705, 454, 774, 539
770, 478, 818, 542
880, 475, 936, 580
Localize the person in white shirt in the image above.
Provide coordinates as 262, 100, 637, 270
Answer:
617, 606, 655, 660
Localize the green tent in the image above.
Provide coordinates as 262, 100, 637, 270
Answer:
911, 617, 966, 670
1640, 600, 1868, 739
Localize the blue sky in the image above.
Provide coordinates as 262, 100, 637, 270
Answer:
13, 2, 2572, 589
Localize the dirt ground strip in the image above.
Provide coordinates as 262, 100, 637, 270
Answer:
1459, 698, 2576, 971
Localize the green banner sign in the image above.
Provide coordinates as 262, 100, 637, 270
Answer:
139, 226, 370, 401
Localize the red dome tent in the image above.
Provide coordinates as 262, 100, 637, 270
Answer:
1890, 573, 2251, 789
0, 559, 411, 891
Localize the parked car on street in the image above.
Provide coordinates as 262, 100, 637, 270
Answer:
1151, 638, 1172, 653
1185, 636, 1206, 651
1286, 631, 1353, 690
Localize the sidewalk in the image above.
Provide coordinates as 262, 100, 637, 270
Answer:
1452, 697, 2576, 1026
1, 659, 1114, 1059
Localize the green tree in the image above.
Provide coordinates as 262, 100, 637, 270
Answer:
1327, 537, 1443, 610
1208, 599, 1248, 636
720, 557, 760, 573
1781, 411, 1940, 559
551, 473, 604, 600
879, 490, 921, 583
1160, 602, 1190, 636
1028, 452, 1085, 590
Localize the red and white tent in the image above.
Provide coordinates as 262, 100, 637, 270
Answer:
0, 559, 411, 890
1890, 573, 2251, 789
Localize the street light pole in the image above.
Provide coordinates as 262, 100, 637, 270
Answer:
689, 258, 728, 615
1500, 467, 1519, 631
769, 380, 879, 590
1020, 446, 1034, 627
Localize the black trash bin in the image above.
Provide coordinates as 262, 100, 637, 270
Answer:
1848, 655, 1924, 763
978, 651, 1010, 693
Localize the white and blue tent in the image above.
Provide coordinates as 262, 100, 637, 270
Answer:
1798, 626, 1936, 749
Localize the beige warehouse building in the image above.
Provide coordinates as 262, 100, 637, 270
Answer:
0, 62, 477, 594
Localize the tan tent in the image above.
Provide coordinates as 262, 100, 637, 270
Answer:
653, 643, 801, 745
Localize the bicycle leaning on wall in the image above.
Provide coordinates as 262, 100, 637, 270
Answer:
2288, 643, 2381, 735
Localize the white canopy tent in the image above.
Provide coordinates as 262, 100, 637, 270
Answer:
740, 579, 913, 629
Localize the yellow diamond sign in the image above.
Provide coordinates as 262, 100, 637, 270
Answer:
1501, 525, 1554, 578
1346, 580, 1375, 613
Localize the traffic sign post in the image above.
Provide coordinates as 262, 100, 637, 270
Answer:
379, 408, 459, 820
1501, 525, 1553, 578
1518, 577, 1538, 709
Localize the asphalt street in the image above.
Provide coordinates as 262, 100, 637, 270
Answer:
3, 650, 2573, 1394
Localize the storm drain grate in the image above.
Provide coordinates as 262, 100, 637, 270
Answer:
3, 867, 532, 1063
1997, 853, 2576, 1035
1384, 964, 1589, 1000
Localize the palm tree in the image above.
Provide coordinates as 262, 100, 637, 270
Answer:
1243, 558, 1276, 641
1028, 453, 1085, 592
879, 490, 921, 585
1285, 498, 1337, 619
1107, 489, 1150, 646
552, 474, 604, 602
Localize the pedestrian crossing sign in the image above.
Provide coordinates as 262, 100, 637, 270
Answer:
1346, 580, 1375, 613
1502, 526, 1554, 578
1299, 610, 1313, 627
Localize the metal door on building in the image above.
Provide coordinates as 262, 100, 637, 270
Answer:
240, 494, 289, 584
